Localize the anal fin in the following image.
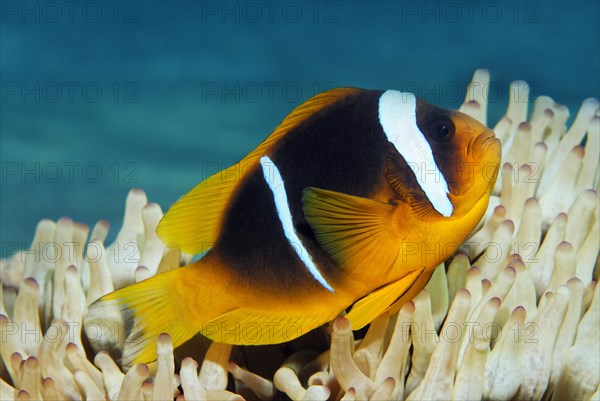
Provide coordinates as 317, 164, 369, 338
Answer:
200, 308, 334, 345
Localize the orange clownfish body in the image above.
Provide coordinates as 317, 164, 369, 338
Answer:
85, 88, 501, 365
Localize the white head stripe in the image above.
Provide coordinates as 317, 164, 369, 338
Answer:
378, 90, 453, 217
260, 156, 334, 292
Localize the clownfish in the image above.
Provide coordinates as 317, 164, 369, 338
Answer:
85, 88, 501, 366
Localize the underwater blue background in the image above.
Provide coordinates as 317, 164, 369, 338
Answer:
1, 1, 599, 256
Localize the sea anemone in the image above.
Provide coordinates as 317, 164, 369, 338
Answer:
1, 69, 598, 401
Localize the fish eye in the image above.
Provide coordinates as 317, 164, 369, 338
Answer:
429, 118, 455, 143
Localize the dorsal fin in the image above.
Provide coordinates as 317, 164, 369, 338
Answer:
157, 88, 362, 254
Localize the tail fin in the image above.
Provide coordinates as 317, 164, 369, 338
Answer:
84, 268, 200, 367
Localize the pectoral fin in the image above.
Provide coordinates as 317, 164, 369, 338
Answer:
302, 187, 398, 275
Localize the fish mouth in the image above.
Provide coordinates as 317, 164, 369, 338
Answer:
471, 129, 501, 162
450, 129, 501, 200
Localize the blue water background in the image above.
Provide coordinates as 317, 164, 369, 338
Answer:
1, 1, 599, 256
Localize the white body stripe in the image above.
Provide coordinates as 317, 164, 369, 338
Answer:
378, 90, 453, 217
259, 156, 334, 292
